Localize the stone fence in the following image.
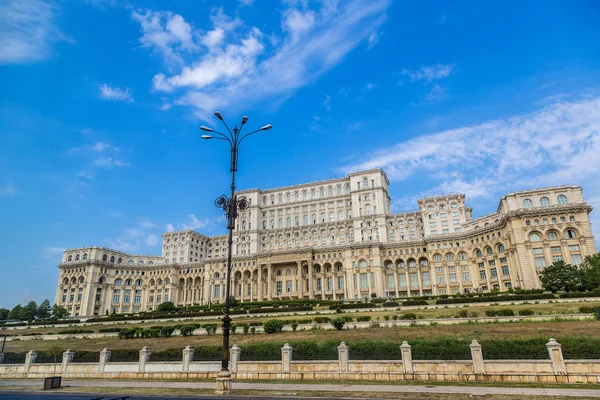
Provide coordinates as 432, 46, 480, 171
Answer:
0, 339, 598, 384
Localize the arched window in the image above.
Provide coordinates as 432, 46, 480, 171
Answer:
278, 218, 282, 229
276, 270, 282, 276
310, 189, 315, 199
408, 259, 417, 267
67, 255, 72, 262
328, 186, 333, 197
294, 216, 299, 226
102, 254, 107, 261
475, 249, 483, 258
165, 278, 170, 284
78, 276, 84, 284
117, 258, 122, 264
359, 260, 367, 268
337, 185, 342, 195
446, 253, 455, 261
420, 258, 428, 266
329, 212, 334, 222
99, 277, 104, 284
365, 204, 371, 215
315, 265, 321, 273
319, 187, 324, 198
557, 195, 568, 205
262, 196, 267, 205
547, 231, 559, 240
138, 260, 144, 265
523, 199, 533, 209
385, 261, 393, 269
270, 195, 275, 205
285, 192, 290, 203
338, 211, 343, 221
157, 278, 163, 285
82, 253, 88, 260
486, 247, 493, 256
286, 217, 291, 228
75, 254, 80, 261
277, 193, 282, 204
540, 197, 550, 207
294, 191, 299, 201
125, 279, 132, 286
396, 260, 405, 268
497, 244, 505, 253
286, 268, 292, 275
110, 256, 115, 263
242, 220, 246, 230
128, 260, 134, 265
363, 178, 369, 188
135, 279, 142, 286
344, 183, 350, 194
148, 261, 153, 265
530, 233, 541, 242
302, 190, 307, 200
565, 229, 577, 239
434, 254, 442, 262
63, 277, 69, 285
451, 203, 457, 209
115, 279, 122, 286
458, 252, 467, 260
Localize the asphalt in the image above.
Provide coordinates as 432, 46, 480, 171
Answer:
1, 379, 600, 398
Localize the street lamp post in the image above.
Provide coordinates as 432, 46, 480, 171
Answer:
201, 112, 272, 395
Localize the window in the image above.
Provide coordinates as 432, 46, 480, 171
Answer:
479, 270, 486, 280
422, 272, 430, 286
568, 244, 580, 251
360, 273, 368, 288
540, 196, 550, 207
446, 253, 455, 261
410, 273, 418, 287
486, 247, 493, 255
434, 254, 442, 262
490, 268, 498, 278
566, 229, 577, 239
557, 195, 568, 205
128, 260, 134, 265
319, 187, 324, 197
533, 248, 543, 255
572, 254, 583, 265
437, 274, 445, 284
501, 266, 509, 276
462, 272, 470, 282
523, 198, 533, 208
535, 257, 547, 268
338, 276, 344, 289
476, 249, 483, 258
449, 273, 457, 283
114, 279, 122, 286
276, 281, 282, 294
550, 246, 561, 253
399, 274, 407, 288
529, 233, 541, 242
459, 252, 467, 260
497, 244, 505, 253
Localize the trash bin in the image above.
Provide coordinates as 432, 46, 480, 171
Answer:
43, 376, 61, 389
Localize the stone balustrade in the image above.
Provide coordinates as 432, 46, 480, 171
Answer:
0, 339, 598, 384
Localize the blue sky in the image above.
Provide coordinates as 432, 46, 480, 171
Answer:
1, 0, 599, 308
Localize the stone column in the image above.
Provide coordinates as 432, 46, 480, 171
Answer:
405, 270, 411, 297
400, 341, 413, 374
139, 346, 151, 373
24, 350, 37, 372
281, 343, 293, 373
257, 268, 263, 301
267, 265, 273, 300
469, 340, 485, 374
297, 262, 303, 299
62, 349, 74, 374
547, 338, 566, 375
393, 269, 399, 298
338, 342, 349, 372
308, 270, 314, 299
230, 344, 241, 373
182, 345, 194, 372
99, 348, 111, 372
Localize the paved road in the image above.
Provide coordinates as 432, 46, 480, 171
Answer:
2, 379, 600, 398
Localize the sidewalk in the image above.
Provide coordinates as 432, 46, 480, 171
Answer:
1, 379, 600, 398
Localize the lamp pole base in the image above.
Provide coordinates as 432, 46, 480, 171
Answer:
215, 368, 233, 395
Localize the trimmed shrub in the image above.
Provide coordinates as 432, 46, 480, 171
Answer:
400, 313, 417, 320
383, 301, 399, 307
356, 316, 372, 322
329, 303, 373, 310
485, 309, 514, 317
201, 324, 217, 335
98, 327, 123, 333
291, 323, 299, 332
579, 306, 596, 314
402, 300, 428, 306
179, 324, 197, 336
331, 318, 346, 330
160, 326, 175, 337
59, 329, 94, 334
263, 319, 285, 334
518, 309, 535, 316
436, 293, 555, 305
314, 317, 331, 324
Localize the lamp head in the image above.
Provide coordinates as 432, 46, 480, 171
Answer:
201, 135, 212, 140
261, 124, 273, 131
241, 116, 248, 125
200, 126, 213, 132
215, 111, 223, 120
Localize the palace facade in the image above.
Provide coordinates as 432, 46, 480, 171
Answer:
55, 169, 597, 316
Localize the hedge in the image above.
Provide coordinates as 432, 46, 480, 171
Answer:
436, 293, 555, 305
59, 329, 94, 334
485, 309, 514, 317
248, 306, 312, 314
28, 319, 81, 326
559, 290, 600, 299
402, 300, 429, 306
329, 303, 374, 310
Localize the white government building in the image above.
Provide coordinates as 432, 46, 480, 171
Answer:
55, 169, 597, 316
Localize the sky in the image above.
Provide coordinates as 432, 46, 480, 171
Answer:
1, 0, 600, 308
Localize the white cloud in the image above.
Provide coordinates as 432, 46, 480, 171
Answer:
76, 170, 96, 180
145, 234, 159, 246
140, 0, 390, 117
365, 82, 375, 90
99, 84, 133, 102
367, 30, 379, 49
182, 214, 209, 230
93, 157, 131, 167
42, 245, 65, 260
239, 0, 254, 5
0, 182, 17, 196
398, 63, 455, 82
0, 0, 69, 64
323, 94, 332, 111
166, 223, 175, 232
342, 97, 600, 237
417, 83, 447, 105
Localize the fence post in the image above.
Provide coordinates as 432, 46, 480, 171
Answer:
469, 340, 485, 374
338, 342, 349, 372
182, 345, 194, 372
62, 349, 74, 374
230, 344, 240, 373
400, 341, 413, 374
281, 343, 293, 373
99, 348, 111, 372
24, 350, 37, 372
546, 338, 566, 375
0, 352, 4, 364
139, 346, 151, 373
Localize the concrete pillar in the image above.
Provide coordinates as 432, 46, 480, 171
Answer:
267, 266, 273, 300
230, 344, 240, 373
281, 343, 293, 373
0, 352, 4, 364
24, 350, 37, 372
469, 340, 485, 374
182, 345, 194, 372
308, 271, 315, 299
62, 349, 74, 374
400, 341, 413, 374
139, 346, 151, 372
99, 348, 111, 372
547, 338, 566, 375
338, 342, 349, 372
258, 268, 263, 301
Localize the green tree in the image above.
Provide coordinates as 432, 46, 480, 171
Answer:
36, 300, 51, 320
539, 260, 585, 292
0, 308, 9, 320
23, 301, 38, 320
52, 304, 69, 319
8, 304, 24, 320
156, 301, 176, 312
581, 253, 600, 291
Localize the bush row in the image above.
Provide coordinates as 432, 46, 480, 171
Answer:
436, 293, 555, 305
